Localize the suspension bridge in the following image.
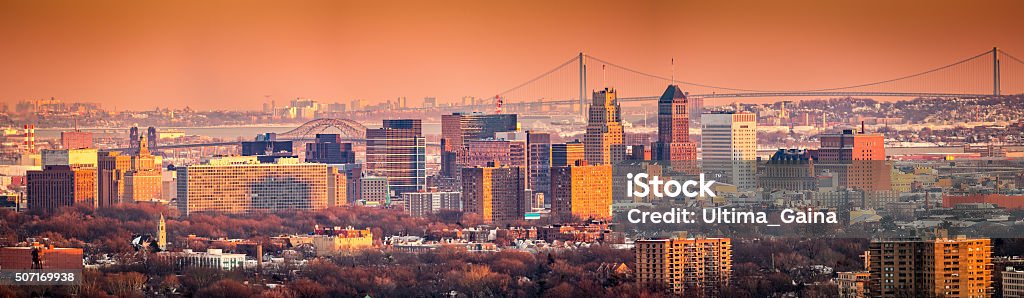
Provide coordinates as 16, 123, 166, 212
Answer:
438, 47, 1023, 117
113, 47, 1024, 152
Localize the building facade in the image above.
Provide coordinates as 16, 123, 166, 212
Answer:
550, 162, 612, 221
551, 140, 585, 167
441, 113, 518, 150
41, 148, 98, 169
527, 132, 552, 199
60, 131, 93, 150
867, 236, 992, 297
759, 149, 817, 192
652, 85, 698, 163
176, 157, 328, 215
0, 243, 84, 269
404, 191, 462, 217
811, 129, 890, 191
1004, 268, 1024, 298
452, 139, 527, 172
635, 237, 733, 296
98, 151, 132, 207
461, 164, 526, 224
701, 112, 758, 190
365, 119, 426, 195
584, 88, 625, 166
162, 249, 246, 271
359, 176, 390, 206
27, 165, 97, 212
305, 134, 356, 164
441, 113, 518, 176
837, 271, 870, 298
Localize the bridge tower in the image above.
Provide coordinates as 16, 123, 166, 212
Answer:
993, 47, 1001, 96
579, 52, 587, 119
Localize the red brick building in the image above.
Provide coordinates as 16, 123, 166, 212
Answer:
0, 243, 83, 269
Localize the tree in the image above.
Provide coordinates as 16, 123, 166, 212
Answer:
103, 272, 146, 298
195, 279, 255, 298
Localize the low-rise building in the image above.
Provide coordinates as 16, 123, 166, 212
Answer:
161, 249, 247, 271
0, 243, 83, 269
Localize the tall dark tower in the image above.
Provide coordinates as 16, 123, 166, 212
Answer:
129, 126, 140, 154
652, 85, 697, 162
146, 127, 158, 151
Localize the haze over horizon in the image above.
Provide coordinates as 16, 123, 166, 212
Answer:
2, 0, 1023, 110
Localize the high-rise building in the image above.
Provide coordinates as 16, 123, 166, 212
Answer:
27, 165, 97, 212
701, 112, 758, 190
551, 140, 585, 167
527, 132, 552, 199
635, 237, 733, 296
441, 112, 518, 176
652, 85, 698, 162
461, 164, 526, 224
867, 236, 992, 297
98, 151, 132, 207
327, 166, 348, 207
98, 134, 162, 204
305, 134, 355, 164
404, 191, 462, 217
124, 169, 163, 203
60, 130, 93, 149
176, 157, 328, 215
550, 161, 612, 221
337, 164, 362, 206
584, 88, 625, 165
125, 135, 161, 202
365, 119, 426, 195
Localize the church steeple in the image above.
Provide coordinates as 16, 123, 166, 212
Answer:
157, 213, 166, 251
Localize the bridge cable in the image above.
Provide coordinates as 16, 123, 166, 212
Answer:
588, 50, 994, 93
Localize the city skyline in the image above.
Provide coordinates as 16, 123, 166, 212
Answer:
4, 2, 1024, 297
3, 0, 1024, 109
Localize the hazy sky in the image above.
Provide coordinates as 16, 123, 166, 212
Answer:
2, 0, 1023, 110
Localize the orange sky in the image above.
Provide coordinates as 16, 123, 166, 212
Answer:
2, 0, 1023, 110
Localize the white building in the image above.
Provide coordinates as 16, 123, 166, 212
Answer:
1005, 268, 1024, 298
163, 249, 246, 270
403, 191, 461, 217
701, 112, 757, 190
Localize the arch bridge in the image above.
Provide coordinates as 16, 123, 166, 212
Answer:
276, 118, 368, 141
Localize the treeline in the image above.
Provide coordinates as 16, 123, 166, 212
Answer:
0, 204, 464, 255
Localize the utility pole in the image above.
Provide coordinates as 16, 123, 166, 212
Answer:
579, 52, 587, 120
994, 47, 1001, 96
